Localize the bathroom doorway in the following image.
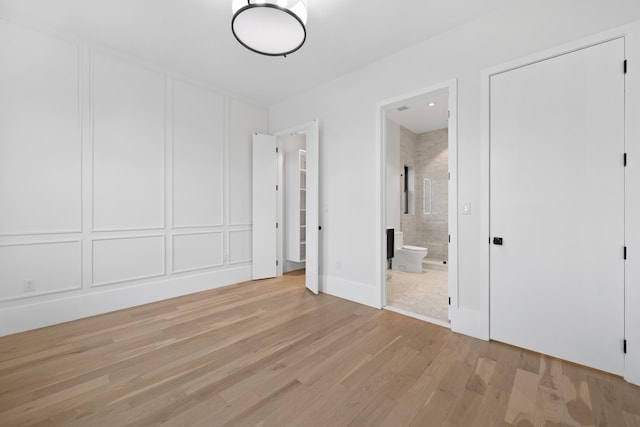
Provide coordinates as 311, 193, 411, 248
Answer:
380, 81, 457, 327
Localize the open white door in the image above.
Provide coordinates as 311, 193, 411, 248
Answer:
305, 120, 319, 294
252, 133, 277, 280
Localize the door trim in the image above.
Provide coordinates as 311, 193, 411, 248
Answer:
376, 79, 459, 327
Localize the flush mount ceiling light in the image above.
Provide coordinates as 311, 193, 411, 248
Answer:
231, 0, 308, 57
428, 102, 436, 107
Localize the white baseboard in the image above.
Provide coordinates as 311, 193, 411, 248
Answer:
0, 266, 252, 337
320, 275, 381, 309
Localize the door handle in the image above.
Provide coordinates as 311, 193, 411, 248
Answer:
493, 237, 503, 245
318, 226, 322, 231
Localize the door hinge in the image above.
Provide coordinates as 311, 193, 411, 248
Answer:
624, 153, 627, 167
624, 59, 628, 74
276, 185, 279, 191
276, 260, 279, 266
624, 339, 627, 354
276, 222, 279, 229
276, 147, 279, 153
448, 234, 451, 243
448, 297, 451, 306
448, 110, 450, 118
448, 172, 451, 181
624, 246, 627, 260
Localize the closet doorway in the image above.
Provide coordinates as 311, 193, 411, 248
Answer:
251, 120, 319, 294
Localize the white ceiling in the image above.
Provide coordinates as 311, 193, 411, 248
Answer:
0, 0, 513, 106
385, 91, 449, 134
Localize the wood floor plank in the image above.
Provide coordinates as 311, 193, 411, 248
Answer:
0, 272, 638, 426
588, 375, 628, 427
561, 360, 596, 426
409, 388, 457, 427
504, 368, 539, 426
534, 356, 565, 426
471, 384, 511, 427
623, 411, 640, 427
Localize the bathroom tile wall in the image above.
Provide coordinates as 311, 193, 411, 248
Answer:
399, 126, 418, 239
399, 126, 449, 261
417, 128, 448, 261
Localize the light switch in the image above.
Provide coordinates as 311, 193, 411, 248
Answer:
463, 203, 471, 215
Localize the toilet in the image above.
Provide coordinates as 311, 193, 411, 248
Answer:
392, 231, 428, 273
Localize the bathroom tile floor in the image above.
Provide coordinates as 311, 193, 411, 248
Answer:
386, 261, 449, 323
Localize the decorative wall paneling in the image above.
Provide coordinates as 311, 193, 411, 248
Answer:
91, 52, 166, 232
172, 232, 224, 273
228, 99, 269, 226
0, 16, 267, 334
0, 241, 82, 301
172, 80, 224, 229
91, 235, 166, 287
0, 20, 82, 236
228, 229, 252, 264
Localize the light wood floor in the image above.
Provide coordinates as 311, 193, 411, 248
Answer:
1, 272, 639, 427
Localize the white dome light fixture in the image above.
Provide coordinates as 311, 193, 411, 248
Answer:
231, 0, 308, 57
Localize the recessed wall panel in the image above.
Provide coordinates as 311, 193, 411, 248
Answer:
173, 80, 224, 227
0, 21, 81, 235
92, 236, 165, 286
228, 99, 267, 225
228, 230, 251, 264
0, 241, 82, 301
92, 53, 165, 231
172, 232, 223, 273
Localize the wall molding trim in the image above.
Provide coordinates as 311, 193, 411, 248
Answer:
0, 229, 83, 237
227, 229, 252, 264
90, 50, 167, 233
90, 235, 166, 287
171, 231, 224, 274
0, 240, 83, 303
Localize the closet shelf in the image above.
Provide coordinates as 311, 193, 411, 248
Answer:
286, 148, 307, 263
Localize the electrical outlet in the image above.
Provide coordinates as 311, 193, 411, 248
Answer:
23, 280, 35, 292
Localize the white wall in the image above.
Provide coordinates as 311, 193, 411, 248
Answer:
269, 0, 640, 339
0, 17, 267, 335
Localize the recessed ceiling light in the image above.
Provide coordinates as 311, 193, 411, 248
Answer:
428, 102, 436, 107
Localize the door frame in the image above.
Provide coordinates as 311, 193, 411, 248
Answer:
480, 25, 639, 383
273, 120, 319, 279
376, 79, 459, 327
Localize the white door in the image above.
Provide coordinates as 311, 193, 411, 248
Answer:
252, 133, 277, 280
490, 39, 625, 374
305, 120, 319, 294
